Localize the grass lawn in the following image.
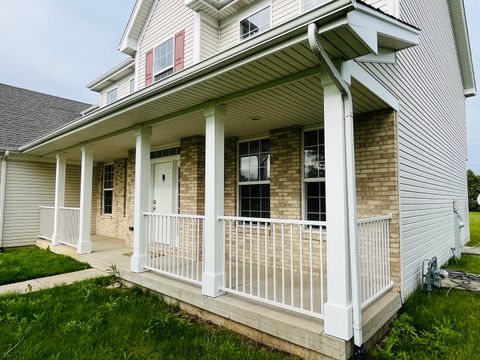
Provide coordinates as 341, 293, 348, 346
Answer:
0, 247, 89, 286
373, 252, 480, 359
0, 277, 292, 359
467, 212, 480, 246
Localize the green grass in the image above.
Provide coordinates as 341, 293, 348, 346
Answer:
0, 277, 292, 359
0, 247, 89, 286
443, 254, 480, 274
373, 254, 480, 359
467, 212, 480, 246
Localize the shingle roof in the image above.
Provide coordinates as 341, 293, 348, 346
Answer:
0, 83, 91, 151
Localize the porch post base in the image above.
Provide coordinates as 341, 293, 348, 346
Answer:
131, 254, 147, 273
77, 241, 92, 255
202, 272, 225, 297
52, 233, 64, 246
324, 303, 353, 340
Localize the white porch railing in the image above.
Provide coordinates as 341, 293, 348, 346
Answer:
59, 207, 80, 247
39, 206, 54, 240
144, 212, 205, 285
39, 206, 80, 248
358, 214, 393, 308
219, 216, 327, 319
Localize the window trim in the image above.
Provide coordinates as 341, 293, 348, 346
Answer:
301, 127, 326, 222
237, 137, 271, 218
106, 87, 118, 105
153, 35, 175, 82
129, 77, 135, 94
102, 163, 114, 215
238, 4, 272, 42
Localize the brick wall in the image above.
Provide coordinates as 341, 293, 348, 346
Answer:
180, 136, 205, 215
354, 110, 400, 287
224, 137, 238, 216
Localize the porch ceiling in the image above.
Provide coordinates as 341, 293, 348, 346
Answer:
22, 4, 417, 160
61, 73, 388, 163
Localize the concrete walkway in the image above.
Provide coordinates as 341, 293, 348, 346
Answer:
0, 268, 107, 296
462, 246, 480, 256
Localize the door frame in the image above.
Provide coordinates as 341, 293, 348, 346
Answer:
150, 155, 180, 214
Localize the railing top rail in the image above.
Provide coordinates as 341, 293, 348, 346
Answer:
357, 214, 392, 224
218, 215, 327, 227
39, 206, 54, 209
59, 207, 80, 211
143, 212, 205, 219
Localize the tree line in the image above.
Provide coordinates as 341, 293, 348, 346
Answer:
468, 169, 480, 212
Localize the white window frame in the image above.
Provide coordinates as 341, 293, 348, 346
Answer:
102, 163, 114, 215
129, 77, 135, 94
106, 87, 117, 105
301, 127, 326, 222
237, 137, 271, 218
238, 5, 272, 42
153, 36, 175, 82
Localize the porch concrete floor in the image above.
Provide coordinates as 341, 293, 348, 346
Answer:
36, 235, 401, 360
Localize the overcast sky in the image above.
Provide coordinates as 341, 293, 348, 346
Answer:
0, 0, 478, 172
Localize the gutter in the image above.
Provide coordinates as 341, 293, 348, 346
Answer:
0, 151, 9, 252
308, 23, 364, 355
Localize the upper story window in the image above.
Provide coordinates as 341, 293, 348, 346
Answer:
130, 78, 135, 94
240, 6, 271, 41
302, 0, 325, 12
153, 38, 174, 82
106, 88, 117, 104
239, 139, 270, 218
103, 164, 114, 215
303, 129, 326, 222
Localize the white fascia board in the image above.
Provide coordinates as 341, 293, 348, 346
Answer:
343, 60, 399, 110
87, 59, 135, 92
357, 48, 396, 64
348, 6, 420, 50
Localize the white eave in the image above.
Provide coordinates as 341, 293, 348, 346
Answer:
448, 0, 476, 97
20, 1, 420, 155
119, 0, 156, 55
184, 0, 256, 20
86, 58, 135, 92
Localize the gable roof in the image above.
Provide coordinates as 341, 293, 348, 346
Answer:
0, 83, 91, 151
448, 0, 476, 97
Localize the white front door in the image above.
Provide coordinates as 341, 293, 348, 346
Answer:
152, 161, 175, 214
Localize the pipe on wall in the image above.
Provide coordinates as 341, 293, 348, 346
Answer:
307, 23, 364, 350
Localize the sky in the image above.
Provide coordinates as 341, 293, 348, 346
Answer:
0, 0, 478, 172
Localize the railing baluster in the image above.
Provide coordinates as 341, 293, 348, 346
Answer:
273, 223, 277, 303
309, 225, 313, 312
264, 222, 268, 300
257, 221, 260, 297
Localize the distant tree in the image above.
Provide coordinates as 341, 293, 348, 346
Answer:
468, 169, 480, 212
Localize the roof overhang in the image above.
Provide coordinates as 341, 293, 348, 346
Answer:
185, 0, 256, 20
119, 0, 156, 55
448, 0, 476, 97
86, 58, 135, 92
20, 1, 419, 156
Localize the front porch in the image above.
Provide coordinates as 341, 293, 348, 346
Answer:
37, 234, 400, 359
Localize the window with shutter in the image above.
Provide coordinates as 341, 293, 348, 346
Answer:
145, 49, 154, 86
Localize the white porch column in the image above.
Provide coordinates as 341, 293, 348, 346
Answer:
52, 153, 66, 246
131, 126, 152, 273
322, 78, 353, 340
77, 146, 94, 254
202, 103, 225, 297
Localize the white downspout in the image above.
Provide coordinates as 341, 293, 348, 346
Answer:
0, 150, 10, 252
308, 23, 364, 350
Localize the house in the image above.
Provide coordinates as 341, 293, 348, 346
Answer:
0, 83, 91, 248
1, 0, 476, 358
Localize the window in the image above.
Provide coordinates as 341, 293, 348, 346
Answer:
240, 6, 271, 40
304, 129, 326, 221
130, 78, 135, 94
153, 38, 174, 82
239, 139, 270, 218
106, 88, 117, 104
103, 164, 114, 215
302, 0, 327, 12
150, 146, 180, 159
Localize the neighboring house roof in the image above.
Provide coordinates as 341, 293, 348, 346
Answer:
0, 83, 91, 151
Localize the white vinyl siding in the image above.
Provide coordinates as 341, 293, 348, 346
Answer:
100, 74, 135, 107
1, 160, 81, 247
272, 0, 300, 27
201, 18, 219, 60
137, 0, 195, 90
359, 0, 469, 298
